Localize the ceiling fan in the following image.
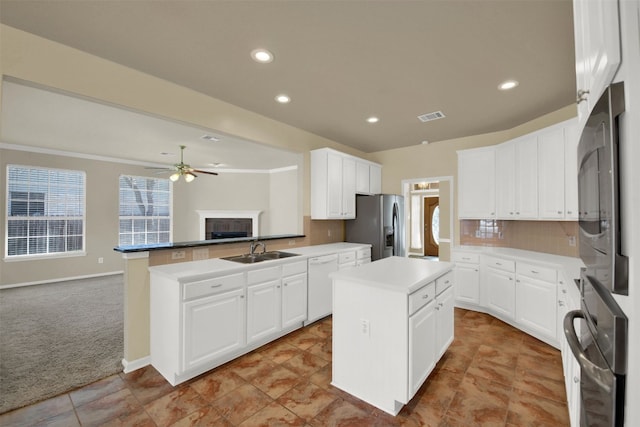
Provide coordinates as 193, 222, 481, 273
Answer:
149, 145, 218, 182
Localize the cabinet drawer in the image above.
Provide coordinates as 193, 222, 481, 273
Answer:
516, 262, 556, 283
247, 266, 280, 285
484, 255, 515, 272
282, 260, 307, 277
409, 282, 435, 315
183, 273, 244, 300
452, 252, 479, 264
356, 247, 371, 260
435, 271, 454, 295
339, 251, 356, 264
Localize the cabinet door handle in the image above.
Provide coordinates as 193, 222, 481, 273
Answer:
530, 270, 539, 274
444, 280, 450, 284
567, 211, 573, 214
509, 277, 513, 281
474, 269, 479, 272
496, 262, 502, 266
516, 279, 520, 283
210, 284, 222, 289
558, 301, 565, 307
422, 294, 430, 299
240, 295, 245, 299
562, 289, 567, 294
284, 283, 288, 287
574, 376, 580, 383
277, 285, 281, 288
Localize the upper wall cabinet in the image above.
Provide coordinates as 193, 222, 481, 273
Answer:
457, 147, 496, 219
496, 136, 538, 220
458, 119, 578, 221
538, 120, 579, 220
573, 0, 621, 125
311, 148, 382, 219
356, 160, 382, 195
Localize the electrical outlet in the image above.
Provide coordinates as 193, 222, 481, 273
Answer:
98, 257, 104, 264
171, 250, 186, 260
361, 319, 370, 337
568, 235, 576, 247
193, 248, 209, 261
289, 240, 296, 246
328, 229, 332, 237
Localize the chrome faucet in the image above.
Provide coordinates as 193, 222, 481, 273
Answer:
250, 241, 266, 255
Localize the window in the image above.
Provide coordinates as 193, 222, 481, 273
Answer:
6, 165, 86, 258
119, 176, 171, 246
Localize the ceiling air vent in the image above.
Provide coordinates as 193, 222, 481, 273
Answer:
201, 134, 220, 142
417, 111, 445, 123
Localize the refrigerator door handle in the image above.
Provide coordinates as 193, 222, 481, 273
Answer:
392, 202, 398, 256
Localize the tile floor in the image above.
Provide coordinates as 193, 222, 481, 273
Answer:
0, 308, 569, 426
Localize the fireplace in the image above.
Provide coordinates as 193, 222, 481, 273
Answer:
197, 210, 262, 240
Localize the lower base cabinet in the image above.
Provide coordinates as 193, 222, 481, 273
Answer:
150, 260, 307, 386
183, 288, 246, 372
409, 299, 436, 397
515, 275, 557, 342
485, 267, 516, 321
435, 285, 455, 359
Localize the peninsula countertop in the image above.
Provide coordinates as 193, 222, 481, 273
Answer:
330, 256, 454, 294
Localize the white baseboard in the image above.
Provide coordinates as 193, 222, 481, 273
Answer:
122, 356, 151, 373
0, 271, 124, 289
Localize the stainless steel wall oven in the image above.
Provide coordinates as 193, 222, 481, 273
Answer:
565, 82, 629, 427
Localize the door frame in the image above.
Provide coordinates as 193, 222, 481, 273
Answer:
401, 176, 454, 261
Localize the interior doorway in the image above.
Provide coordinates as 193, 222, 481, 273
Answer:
424, 196, 440, 257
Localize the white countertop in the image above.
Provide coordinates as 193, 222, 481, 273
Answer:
330, 256, 454, 294
453, 246, 585, 280
149, 242, 371, 283
288, 242, 371, 257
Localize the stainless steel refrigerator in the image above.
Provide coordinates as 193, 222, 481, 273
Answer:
345, 194, 405, 261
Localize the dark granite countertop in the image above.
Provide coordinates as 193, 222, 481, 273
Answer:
114, 234, 306, 253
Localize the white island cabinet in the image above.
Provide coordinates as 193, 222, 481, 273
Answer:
330, 257, 454, 416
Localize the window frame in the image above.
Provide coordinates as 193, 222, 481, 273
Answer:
5, 164, 87, 261
118, 175, 173, 246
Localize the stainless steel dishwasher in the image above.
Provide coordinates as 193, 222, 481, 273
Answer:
305, 253, 339, 325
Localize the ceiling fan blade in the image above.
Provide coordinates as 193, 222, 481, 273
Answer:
193, 169, 219, 176
145, 166, 173, 170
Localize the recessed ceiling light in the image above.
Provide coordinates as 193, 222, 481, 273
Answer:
421, 140, 430, 145
275, 94, 291, 104
208, 162, 223, 167
366, 116, 379, 124
251, 48, 274, 63
498, 80, 519, 90
160, 152, 173, 156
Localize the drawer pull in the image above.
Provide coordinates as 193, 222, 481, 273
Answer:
496, 262, 502, 266
531, 270, 539, 274
422, 294, 430, 299
210, 284, 222, 289
462, 257, 471, 260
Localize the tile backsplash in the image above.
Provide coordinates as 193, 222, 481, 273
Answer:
460, 220, 579, 257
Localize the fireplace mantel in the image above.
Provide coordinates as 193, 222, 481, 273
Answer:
197, 210, 262, 240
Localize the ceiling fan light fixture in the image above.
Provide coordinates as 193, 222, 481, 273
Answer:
170, 173, 180, 182
185, 173, 196, 183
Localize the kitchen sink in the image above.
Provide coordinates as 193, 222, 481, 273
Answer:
222, 251, 299, 264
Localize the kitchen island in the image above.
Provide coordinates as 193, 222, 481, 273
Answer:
330, 256, 454, 415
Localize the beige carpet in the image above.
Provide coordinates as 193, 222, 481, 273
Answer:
0, 275, 124, 414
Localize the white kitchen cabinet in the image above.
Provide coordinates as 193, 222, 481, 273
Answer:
247, 279, 281, 345
183, 287, 246, 373
356, 246, 372, 266
356, 161, 382, 195
457, 147, 496, 219
573, 0, 621, 124
409, 298, 436, 397
452, 251, 480, 307
484, 256, 516, 321
564, 122, 580, 220
282, 272, 307, 328
495, 136, 538, 219
515, 262, 558, 344
311, 148, 361, 219
150, 256, 308, 386
435, 285, 454, 360
538, 122, 579, 221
